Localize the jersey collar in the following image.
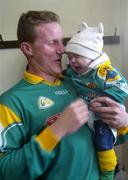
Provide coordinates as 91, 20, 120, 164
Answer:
24, 71, 64, 86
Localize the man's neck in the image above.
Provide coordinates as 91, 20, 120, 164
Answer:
27, 65, 58, 83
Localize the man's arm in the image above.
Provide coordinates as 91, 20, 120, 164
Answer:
0, 99, 88, 180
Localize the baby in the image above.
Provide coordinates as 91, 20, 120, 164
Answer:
65, 22, 128, 180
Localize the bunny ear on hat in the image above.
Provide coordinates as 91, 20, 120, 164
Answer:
98, 22, 104, 34
80, 22, 88, 31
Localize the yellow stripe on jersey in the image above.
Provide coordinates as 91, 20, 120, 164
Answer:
35, 127, 60, 152
0, 104, 21, 128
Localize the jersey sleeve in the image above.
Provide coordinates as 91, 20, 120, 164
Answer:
95, 62, 128, 104
0, 104, 60, 180
94, 62, 128, 145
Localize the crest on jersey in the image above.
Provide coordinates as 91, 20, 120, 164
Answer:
38, 96, 54, 109
97, 62, 121, 84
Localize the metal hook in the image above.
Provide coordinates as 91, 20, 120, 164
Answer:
114, 28, 117, 36
0, 34, 4, 48
0, 34, 3, 43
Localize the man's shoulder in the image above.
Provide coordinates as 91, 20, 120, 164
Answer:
0, 79, 26, 102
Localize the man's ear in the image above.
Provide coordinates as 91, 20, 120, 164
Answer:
20, 42, 33, 56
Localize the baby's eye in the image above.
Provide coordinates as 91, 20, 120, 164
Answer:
75, 54, 81, 58
68, 54, 78, 59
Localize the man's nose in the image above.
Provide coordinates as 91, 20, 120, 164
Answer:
57, 42, 64, 53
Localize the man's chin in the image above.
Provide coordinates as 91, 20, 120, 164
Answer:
55, 68, 63, 75
52, 70, 62, 77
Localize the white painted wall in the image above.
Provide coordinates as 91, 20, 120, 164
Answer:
0, 0, 128, 173
120, 0, 128, 80
0, 0, 125, 94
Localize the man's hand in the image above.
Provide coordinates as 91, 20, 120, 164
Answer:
50, 99, 89, 139
90, 97, 128, 128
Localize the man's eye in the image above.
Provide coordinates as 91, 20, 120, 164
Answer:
49, 41, 55, 45
49, 40, 58, 46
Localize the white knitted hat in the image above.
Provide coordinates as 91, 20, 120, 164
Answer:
65, 22, 104, 60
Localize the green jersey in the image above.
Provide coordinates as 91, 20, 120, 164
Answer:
0, 71, 99, 180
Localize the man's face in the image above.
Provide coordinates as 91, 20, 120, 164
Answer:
28, 22, 64, 80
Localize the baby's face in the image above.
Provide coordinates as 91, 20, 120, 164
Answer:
67, 53, 92, 74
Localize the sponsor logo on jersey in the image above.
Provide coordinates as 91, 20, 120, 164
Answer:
45, 113, 60, 126
38, 96, 54, 109
55, 89, 68, 96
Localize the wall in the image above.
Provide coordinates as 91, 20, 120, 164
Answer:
0, 0, 128, 173
120, 0, 128, 80
119, 1, 128, 174
0, 0, 123, 94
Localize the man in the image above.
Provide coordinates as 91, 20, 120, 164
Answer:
0, 10, 128, 180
